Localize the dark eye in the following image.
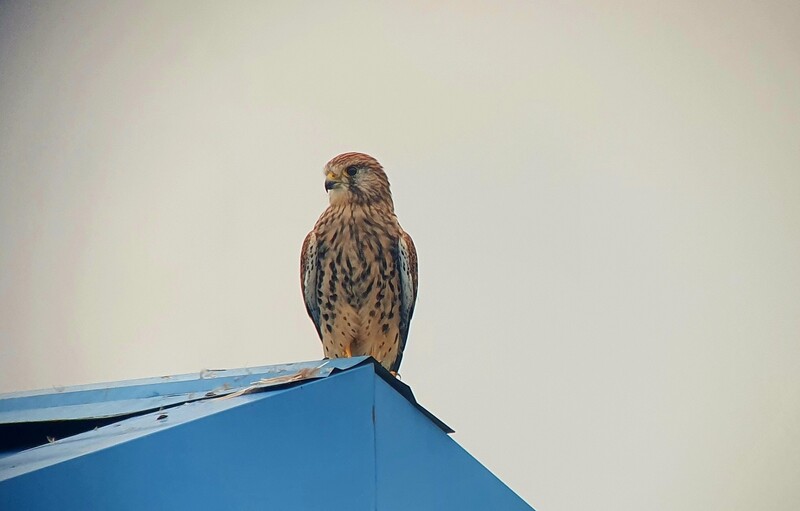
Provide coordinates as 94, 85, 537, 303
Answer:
345, 165, 358, 177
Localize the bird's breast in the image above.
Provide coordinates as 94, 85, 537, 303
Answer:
318, 211, 399, 311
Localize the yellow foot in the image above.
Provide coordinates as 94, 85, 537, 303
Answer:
344, 345, 352, 358
390, 371, 401, 380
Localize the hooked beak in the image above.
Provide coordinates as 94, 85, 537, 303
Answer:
324, 172, 340, 192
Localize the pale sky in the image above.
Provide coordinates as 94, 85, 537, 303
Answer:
1, 2, 799, 510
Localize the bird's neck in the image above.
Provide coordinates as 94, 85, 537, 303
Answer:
329, 196, 395, 213
321, 200, 397, 229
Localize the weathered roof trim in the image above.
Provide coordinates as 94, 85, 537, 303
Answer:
0, 357, 452, 457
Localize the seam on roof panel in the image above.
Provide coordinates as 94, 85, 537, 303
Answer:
373, 373, 378, 511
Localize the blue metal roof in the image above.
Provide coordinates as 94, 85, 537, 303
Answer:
0, 357, 452, 460
0, 360, 534, 510
0, 357, 369, 423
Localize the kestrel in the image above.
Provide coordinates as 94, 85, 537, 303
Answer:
301, 152, 418, 373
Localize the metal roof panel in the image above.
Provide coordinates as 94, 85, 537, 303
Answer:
0, 357, 451, 460
0, 357, 369, 423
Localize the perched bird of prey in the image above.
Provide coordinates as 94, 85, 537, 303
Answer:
301, 152, 418, 373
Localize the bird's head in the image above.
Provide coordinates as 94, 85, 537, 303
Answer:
323, 152, 393, 208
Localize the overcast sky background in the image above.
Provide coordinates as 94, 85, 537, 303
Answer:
1, 2, 799, 510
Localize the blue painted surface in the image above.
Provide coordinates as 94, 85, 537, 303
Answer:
0, 359, 534, 510
374, 376, 533, 510
0, 357, 369, 422
1, 366, 377, 510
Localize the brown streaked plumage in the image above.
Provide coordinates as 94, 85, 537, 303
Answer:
301, 152, 418, 373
